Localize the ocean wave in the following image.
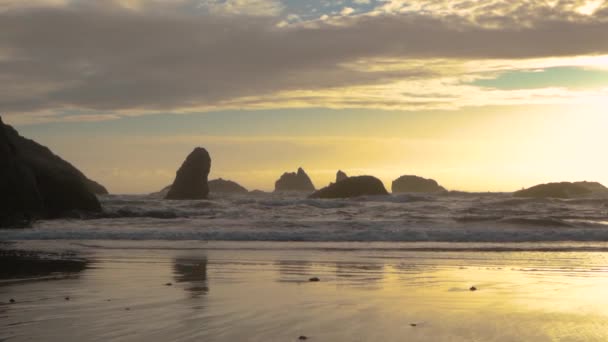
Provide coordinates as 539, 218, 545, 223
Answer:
2, 193, 608, 243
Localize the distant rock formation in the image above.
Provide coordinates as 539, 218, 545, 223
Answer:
149, 184, 171, 198
336, 170, 348, 183
157, 179, 247, 197
0, 116, 101, 225
391, 175, 447, 193
208, 178, 248, 194
274, 167, 315, 192
165, 147, 211, 200
514, 181, 608, 199
310, 176, 388, 199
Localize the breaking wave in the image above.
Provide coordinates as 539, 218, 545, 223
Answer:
2, 192, 608, 242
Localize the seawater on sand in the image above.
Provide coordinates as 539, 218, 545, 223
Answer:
1, 240, 608, 341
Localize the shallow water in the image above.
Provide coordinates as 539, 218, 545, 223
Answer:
2, 241, 608, 341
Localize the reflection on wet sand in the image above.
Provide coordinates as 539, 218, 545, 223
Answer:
0, 249, 88, 281
3, 242, 608, 341
276, 260, 313, 283
173, 257, 209, 298
333, 262, 385, 289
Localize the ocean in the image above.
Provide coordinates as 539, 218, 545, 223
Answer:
3, 192, 608, 243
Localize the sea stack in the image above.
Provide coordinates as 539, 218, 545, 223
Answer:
514, 181, 608, 199
336, 170, 348, 183
0, 118, 44, 223
310, 176, 388, 199
85, 179, 109, 195
0, 116, 102, 224
391, 175, 446, 193
274, 167, 315, 192
208, 178, 248, 194
165, 147, 211, 200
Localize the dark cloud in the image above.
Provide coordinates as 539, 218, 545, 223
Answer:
1, 2, 608, 114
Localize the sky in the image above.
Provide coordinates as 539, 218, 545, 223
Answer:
1, 0, 608, 193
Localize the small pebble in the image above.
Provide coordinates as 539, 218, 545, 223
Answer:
125, 307, 131, 311
298, 336, 308, 340
470, 286, 477, 291
165, 282, 173, 286
9, 299, 15, 304
410, 323, 417, 327
309, 277, 320, 282
65, 296, 70, 301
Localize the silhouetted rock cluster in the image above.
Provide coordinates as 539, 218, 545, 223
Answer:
310, 176, 388, 199
391, 175, 447, 193
274, 167, 315, 192
336, 170, 348, 183
208, 178, 248, 194
165, 147, 211, 200
514, 181, 608, 199
0, 117, 102, 226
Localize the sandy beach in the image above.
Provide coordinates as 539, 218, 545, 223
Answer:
2, 240, 608, 341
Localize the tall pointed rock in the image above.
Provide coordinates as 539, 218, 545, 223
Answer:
165, 147, 211, 200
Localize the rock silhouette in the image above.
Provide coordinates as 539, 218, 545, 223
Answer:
85, 179, 109, 195
274, 167, 315, 192
165, 147, 211, 200
0, 116, 101, 225
149, 185, 171, 198
514, 181, 608, 199
392, 175, 446, 193
0, 118, 44, 224
310, 176, 388, 199
208, 178, 248, 194
336, 170, 348, 183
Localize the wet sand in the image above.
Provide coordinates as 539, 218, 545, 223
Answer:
2, 241, 608, 341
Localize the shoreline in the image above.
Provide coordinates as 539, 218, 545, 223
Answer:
2, 240, 608, 341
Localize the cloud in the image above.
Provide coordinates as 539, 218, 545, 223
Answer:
1, 0, 608, 122
340, 6, 355, 15
200, 0, 284, 16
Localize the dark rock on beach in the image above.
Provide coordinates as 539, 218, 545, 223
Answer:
0, 119, 44, 225
514, 181, 608, 199
208, 178, 248, 194
391, 175, 447, 194
0, 116, 102, 225
165, 147, 211, 200
310, 176, 388, 199
274, 167, 315, 192
0, 249, 88, 279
